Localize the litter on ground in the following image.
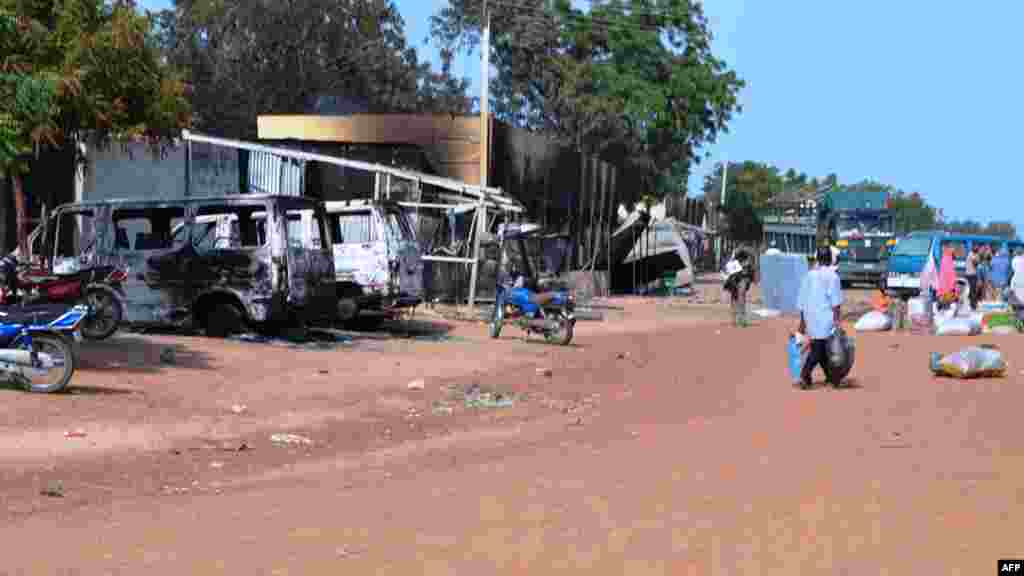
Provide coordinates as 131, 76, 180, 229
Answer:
930, 346, 1007, 379
270, 433, 313, 446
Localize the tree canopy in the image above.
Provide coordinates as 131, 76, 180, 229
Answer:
1, 0, 189, 171
431, 0, 744, 193
159, 0, 474, 138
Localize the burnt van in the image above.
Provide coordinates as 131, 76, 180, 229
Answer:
28, 195, 336, 336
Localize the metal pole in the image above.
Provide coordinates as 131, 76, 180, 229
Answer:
185, 140, 192, 198
479, 0, 490, 188
467, 199, 485, 308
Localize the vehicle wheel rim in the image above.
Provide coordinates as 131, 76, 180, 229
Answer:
23, 338, 68, 390
86, 292, 115, 334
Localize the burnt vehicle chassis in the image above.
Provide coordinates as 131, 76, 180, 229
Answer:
35, 195, 337, 337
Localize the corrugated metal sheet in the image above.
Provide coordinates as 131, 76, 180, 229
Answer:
248, 151, 305, 196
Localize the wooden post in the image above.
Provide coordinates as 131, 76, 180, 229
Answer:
13, 173, 27, 256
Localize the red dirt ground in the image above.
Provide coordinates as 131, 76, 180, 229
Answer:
1, 292, 1022, 574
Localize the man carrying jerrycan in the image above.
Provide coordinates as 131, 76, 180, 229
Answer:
794, 246, 845, 389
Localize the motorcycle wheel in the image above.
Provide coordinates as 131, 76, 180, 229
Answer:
544, 314, 574, 346
489, 306, 504, 339
19, 334, 76, 394
81, 288, 122, 340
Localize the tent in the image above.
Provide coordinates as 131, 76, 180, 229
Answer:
614, 217, 704, 292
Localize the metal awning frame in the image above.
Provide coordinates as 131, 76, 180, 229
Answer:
182, 130, 526, 306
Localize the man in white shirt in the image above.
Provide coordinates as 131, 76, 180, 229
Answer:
797, 246, 845, 389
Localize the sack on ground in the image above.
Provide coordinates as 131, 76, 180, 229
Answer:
787, 334, 809, 383
934, 317, 981, 336
930, 346, 1007, 378
854, 310, 892, 332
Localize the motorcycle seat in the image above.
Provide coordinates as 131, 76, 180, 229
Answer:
529, 292, 558, 306
0, 304, 74, 326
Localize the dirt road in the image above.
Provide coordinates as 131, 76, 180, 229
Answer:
1, 296, 1022, 574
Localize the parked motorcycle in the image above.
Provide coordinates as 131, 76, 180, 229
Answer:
489, 223, 576, 346
0, 303, 88, 393
0, 255, 125, 341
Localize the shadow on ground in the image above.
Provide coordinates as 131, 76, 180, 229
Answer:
335, 318, 458, 342
78, 334, 215, 373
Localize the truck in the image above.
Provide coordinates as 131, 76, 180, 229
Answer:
815, 187, 897, 287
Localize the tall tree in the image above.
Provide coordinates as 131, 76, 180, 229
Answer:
700, 161, 785, 208
161, 0, 473, 138
889, 191, 938, 234
0, 1, 189, 251
431, 0, 744, 195
718, 187, 762, 245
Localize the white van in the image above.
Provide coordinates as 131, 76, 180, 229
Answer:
268, 200, 423, 321
323, 200, 423, 321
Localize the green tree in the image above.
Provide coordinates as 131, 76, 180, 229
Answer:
431, 0, 744, 196
983, 221, 1017, 239
161, 0, 472, 138
717, 186, 762, 244
700, 161, 784, 208
0, 1, 189, 251
889, 191, 939, 234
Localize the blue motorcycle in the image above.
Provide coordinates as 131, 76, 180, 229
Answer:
0, 303, 87, 393
489, 224, 576, 346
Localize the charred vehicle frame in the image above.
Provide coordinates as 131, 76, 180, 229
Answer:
25, 195, 337, 337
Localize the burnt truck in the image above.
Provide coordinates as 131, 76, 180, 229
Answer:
23, 195, 336, 336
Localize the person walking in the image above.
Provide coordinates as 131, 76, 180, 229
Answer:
796, 246, 845, 389
724, 248, 753, 327
977, 244, 993, 302
965, 245, 980, 311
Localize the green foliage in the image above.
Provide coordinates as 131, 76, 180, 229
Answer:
161, 0, 473, 138
430, 0, 744, 196
701, 161, 785, 208
0, 1, 190, 172
945, 219, 1017, 239
719, 186, 762, 244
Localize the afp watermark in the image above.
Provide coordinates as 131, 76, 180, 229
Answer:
999, 560, 1024, 574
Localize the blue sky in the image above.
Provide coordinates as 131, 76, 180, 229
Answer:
138, 0, 1024, 231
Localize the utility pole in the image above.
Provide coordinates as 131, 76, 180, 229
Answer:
479, 0, 490, 188
469, 0, 490, 309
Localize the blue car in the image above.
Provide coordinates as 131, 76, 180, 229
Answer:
885, 231, 1024, 299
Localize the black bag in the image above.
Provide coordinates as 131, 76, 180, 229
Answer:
827, 327, 856, 382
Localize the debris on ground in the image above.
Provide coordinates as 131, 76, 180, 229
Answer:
270, 433, 313, 446
407, 379, 425, 391
230, 404, 247, 414
220, 441, 249, 452
536, 368, 553, 377
40, 481, 64, 498
463, 384, 515, 409
159, 347, 177, 365
752, 308, 781, 319
210, 461, 224, 469
431, 401, 454, 416
930, 345, 1007, 379
64, 429, 87, 439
